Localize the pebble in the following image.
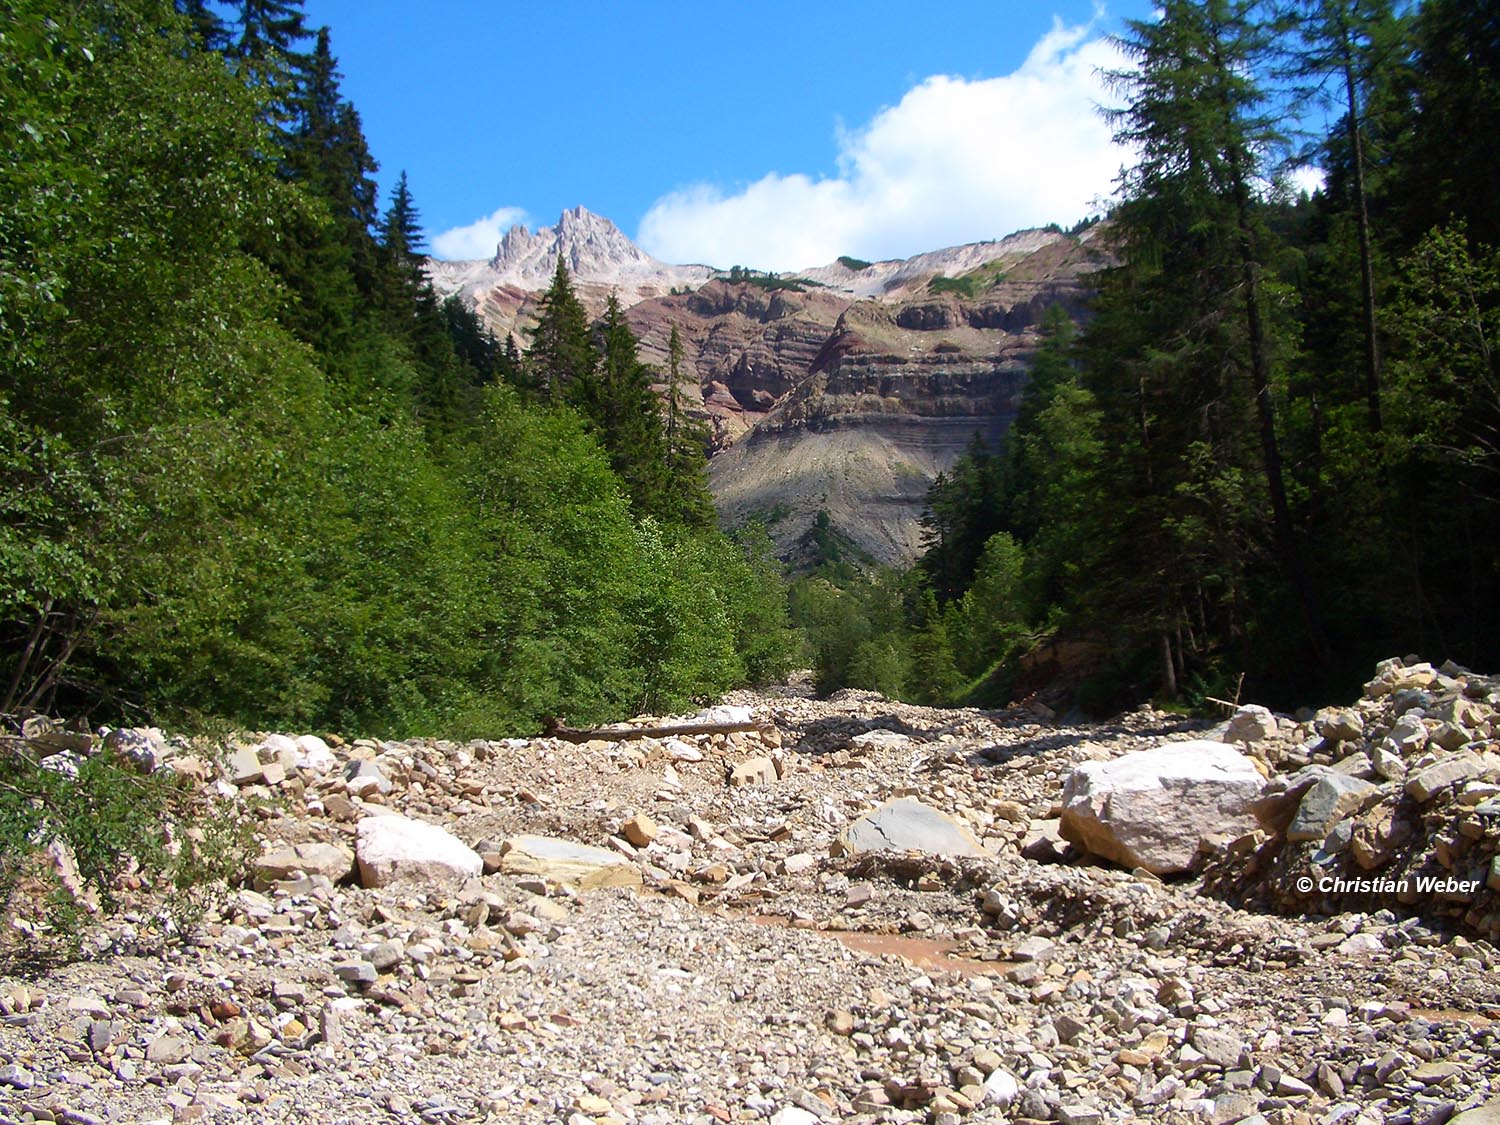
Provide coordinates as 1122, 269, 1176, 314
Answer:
1, 675, 1496, 1124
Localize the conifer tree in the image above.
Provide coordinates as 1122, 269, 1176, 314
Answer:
1282, 0, 1408, 431
1096, 0, 1328, 687
175, 0, 231, 52
229, 0, 312, 129
526, 258, 596, 402
595, 295, 666, 513
662, 325, 716, 527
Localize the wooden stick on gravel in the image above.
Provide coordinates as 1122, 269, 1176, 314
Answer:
542, 716, 767, 743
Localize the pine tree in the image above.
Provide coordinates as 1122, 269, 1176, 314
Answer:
1100, 0, 1328, 686
526, 258, 596, 403
229, 0, 312, 130
662, 325, 717, 527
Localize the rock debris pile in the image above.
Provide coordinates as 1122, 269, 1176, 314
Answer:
2, 664, 1499, 1125
1198, 657, 1500, 938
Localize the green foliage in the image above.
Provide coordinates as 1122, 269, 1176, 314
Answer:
722, 266, 819, 292
906, 592, 963, 706
918, 435, 1006, 601
790, 568, 916, 696
838, 256, 873, 271
928, 261, 1009, 299
527, 258, 597, 401
796, 509, 876, 580
0, 744, 250, 961
928, 275, 982, 298
0, 0, 795, 740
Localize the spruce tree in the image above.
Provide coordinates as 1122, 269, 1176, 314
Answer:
229, 0, 312, 130
662, 325, 716, 527
1281, 0, 1408, 431
526, 258, 596, 402
1098, 0, 1329, 687
595, 295, 665, 513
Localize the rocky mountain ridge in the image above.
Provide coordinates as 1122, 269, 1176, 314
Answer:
426, 211, 1111, 565
426, 207, 714, 323
3, 656, 1499, 1124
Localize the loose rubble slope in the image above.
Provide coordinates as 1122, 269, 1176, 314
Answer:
2, 663, 1499, 1125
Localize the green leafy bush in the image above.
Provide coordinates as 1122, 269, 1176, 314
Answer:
0, 740, 250, 963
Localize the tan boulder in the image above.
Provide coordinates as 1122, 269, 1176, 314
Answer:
497, 835, 642, 890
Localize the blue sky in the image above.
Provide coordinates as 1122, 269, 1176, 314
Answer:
300, 1, 1160, 269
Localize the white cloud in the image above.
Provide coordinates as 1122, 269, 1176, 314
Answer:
431, 205, 530, 260
638, 20, 1132, 272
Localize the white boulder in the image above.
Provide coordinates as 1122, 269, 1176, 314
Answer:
1060, 741, 1265, 874
355, 814, 483, 888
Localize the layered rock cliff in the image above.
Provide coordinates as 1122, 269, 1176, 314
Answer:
427, 212, 1111, 567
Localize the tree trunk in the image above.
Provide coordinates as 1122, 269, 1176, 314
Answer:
1341, 26, 1383, 432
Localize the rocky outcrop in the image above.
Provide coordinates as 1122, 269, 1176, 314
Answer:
425, 205, 712, 326
701, 238, 1108, 565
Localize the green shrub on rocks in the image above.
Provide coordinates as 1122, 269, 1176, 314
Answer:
0, 735, 249, 963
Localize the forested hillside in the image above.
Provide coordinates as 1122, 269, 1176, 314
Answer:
796, 0, 1500, 712
5, 0, 1497, 731
0, 0, 796, 734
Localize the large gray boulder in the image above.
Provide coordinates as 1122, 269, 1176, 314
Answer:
840, 797, 988, 858
1060, 741, 1265, 875
355, 814, 482, 888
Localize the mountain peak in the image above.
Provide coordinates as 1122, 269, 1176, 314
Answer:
482, 206, 668, 286
425, 207, 714, 318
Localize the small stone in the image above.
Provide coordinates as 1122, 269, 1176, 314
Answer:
147, 1034, 193, 1065
334, 961, 377, 986
498, 835, 642, 889
1226, 705, 1279, 746
1192, 1027, 1247, 1069
622, 813, 658, 847
1407, 756, 1486, 802
367, 941, 404, 972
782, 852, 817, 875
344, 759, 392, 797
1009, 935, 1055, 962
1287, 775, 1378, 842
840, 798, 988, 858
253, 841, 353, 885
983, 1068, 1020, 1107
729, 756, 778, 786
1316, 709, 1365, 742
226, 746, 265, 785
1211, 1091, 1260, 1125
1059, 1103, 1103, 1125
355, 814, 483, 888
1411, 1061, 1462, 1085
